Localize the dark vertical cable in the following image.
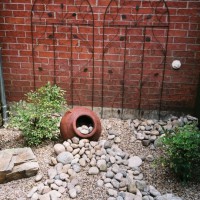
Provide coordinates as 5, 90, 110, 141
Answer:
158, 2, 170, 119
121, 26, 128, 119
52, 24, 56, 84
31, 4, 36, 90
70, 24, 74, 108
138, 27, 146, 117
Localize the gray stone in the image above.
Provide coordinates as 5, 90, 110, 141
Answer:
48, 168, 57, 179
0, 148, 39, 183
149, 185, 161, 197
88, 167, 99, 175
117, 196, 123, 200
106, 171, 114, 178
104, 141, 112, 149
111, 179, 120, 189
155, 193, 182, 200
136, 181, 148, 192
69, 188, 77, 198
114, 173, 123, 181
127, 183, 137, 194
142, 140, 151, 147
56, 152, 74, 165
142, 196, 154, 200
107, 189, 118, 197
128, 156, 142, 168
124, 192, 135, 200
112, 164, 120, 173
97, 159, 107, 171
53, 144, 65, 155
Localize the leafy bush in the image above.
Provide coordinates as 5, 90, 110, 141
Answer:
159, 123, 200, 182
9, 82, 67, 146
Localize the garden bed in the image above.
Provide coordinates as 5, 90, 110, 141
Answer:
0, 117, 199, 200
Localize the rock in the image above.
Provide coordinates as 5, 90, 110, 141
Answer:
35, 174, 43, 182
124, 192, 135, 200
56, 152, 74, 165
136, 181, 148, 192
75, 185, 82, 194
50, 157, 57, 166
54, 144, 65, 155
49, 190, 61, 199
107, 189, 118, 197
155, 193, 182, 200
88, 167, 99, 175
114, 173, 123, 181
111, 179, 120, 189
0, 148, 39, 183
39, 193, 50, 200
187, 115, 198, 121
79, 158, 86, 167
68, 169, 76, 177
146, 155, 154, 162
142, 196, 154, 200
117, 196, 124, 200
108, 135, 115, 140
114, 137, 121, 143
97, 179, 104, 187
128, 156, 142, 168
111, 164, 120, 174
136, 132, 145, 140
142, 140, 151, 147
106, 171, 115, 178
90, 158, 96, 166
54, 179, 63, 186
31, 193, 39, 200
43, 186, 51, 194
48, 168, 57, 179
105, 183, 114, 188
104, 141, 112, 149
127, 183, 137, 194
69, 188, 77, 198
72, 163, 81, 173
66, 146, 73, 152
71, 178, 79, 186
72, 137, 79, 144
149, 185, 161, 197
51, 183, 59, 190
37, 183, 45, 194
97, 159, 107, 171
150, 130, 159, 136
135, 195, 143, 200
27, 186, 38, 198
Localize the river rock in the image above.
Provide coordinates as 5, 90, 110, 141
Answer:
88, 167, 99, 175
54, 144, 65, 155
128, 156, 142, 168
56, 152, 74, 165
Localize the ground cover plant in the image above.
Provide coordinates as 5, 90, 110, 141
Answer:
159, 123, 200, 182
9, 82, 67, 146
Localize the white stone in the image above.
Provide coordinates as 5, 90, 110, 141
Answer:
88, 167, 99, 175
128, 156, 142, 168
56, 152, 74, 165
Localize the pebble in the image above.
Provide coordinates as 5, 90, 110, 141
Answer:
128, 156, 142, 168
56, 152, 74, 165
69, 188, 77, 198
88, 167, 99, 175
35, 174, 43, 182
54, 144, 65, 155
48, 168, 57, 179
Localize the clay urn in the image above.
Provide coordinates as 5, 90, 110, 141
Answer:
60, 107, 101, 141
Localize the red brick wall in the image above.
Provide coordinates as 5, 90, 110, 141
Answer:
0, 0, 199, 113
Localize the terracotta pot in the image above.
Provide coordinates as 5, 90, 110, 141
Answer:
60, 107, 101, 141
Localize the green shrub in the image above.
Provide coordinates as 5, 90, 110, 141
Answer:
159, 123, 200, 182
9, 82, 67, 146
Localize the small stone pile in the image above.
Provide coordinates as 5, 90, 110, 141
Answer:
77, 125, 93, 135
27, 138, 182, 199
130, 115, 198, 147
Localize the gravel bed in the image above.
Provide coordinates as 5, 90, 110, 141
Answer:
0, 117, 199, 200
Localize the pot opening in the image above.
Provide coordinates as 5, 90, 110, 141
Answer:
76, 115, 94, 135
